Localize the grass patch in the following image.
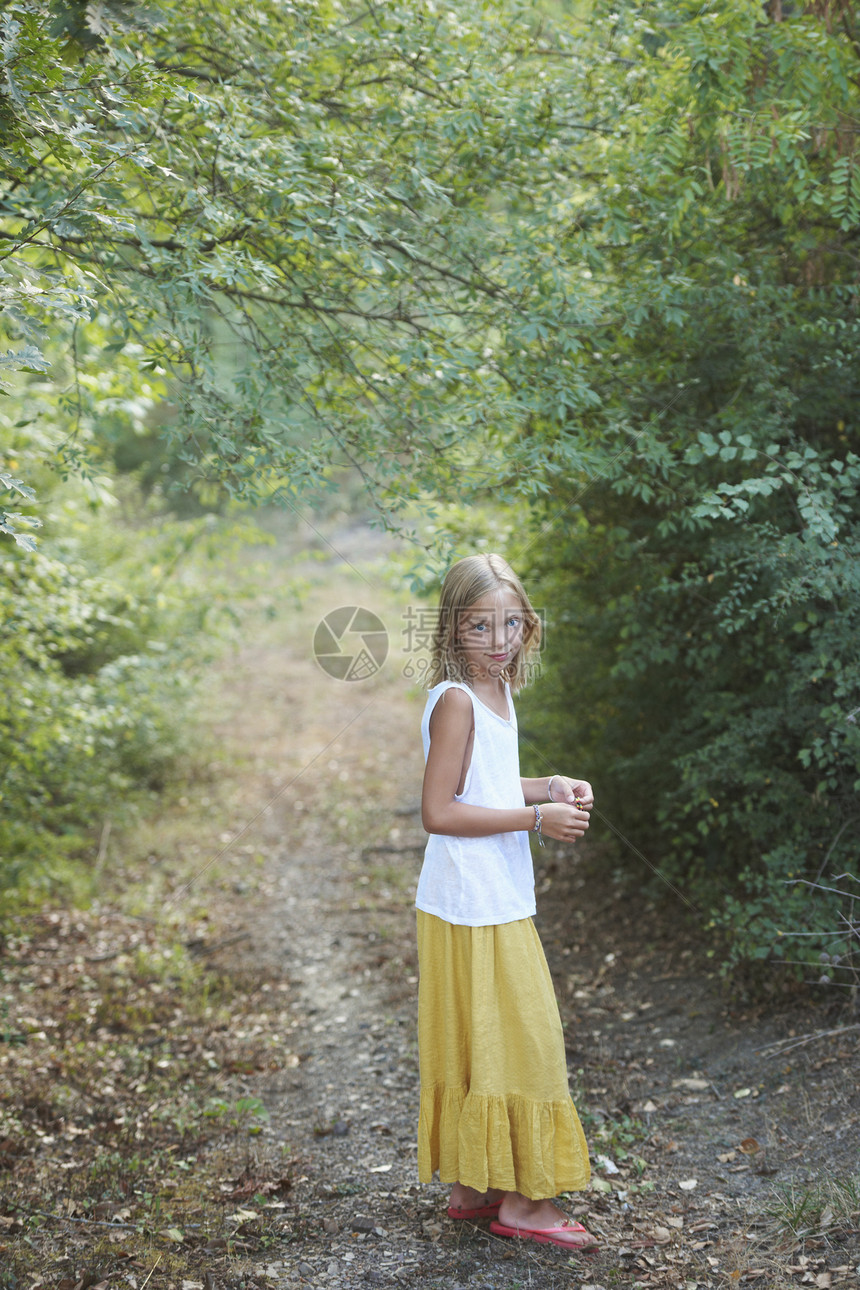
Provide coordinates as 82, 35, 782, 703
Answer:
766, 1173, 860, 1240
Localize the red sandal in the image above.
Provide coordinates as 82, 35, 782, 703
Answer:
490, 1218, 598, 1250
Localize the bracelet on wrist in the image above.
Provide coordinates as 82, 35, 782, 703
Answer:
533, 803, 545, 847
547, 775, 557, 801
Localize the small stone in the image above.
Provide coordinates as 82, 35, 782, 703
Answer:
332, 1120, 350, 1136
298, 1263, 314, 1277
352, 1216, 375, 1232
323, 1218, 339, 1235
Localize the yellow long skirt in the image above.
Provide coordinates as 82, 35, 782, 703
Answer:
416, 911, 590, 1201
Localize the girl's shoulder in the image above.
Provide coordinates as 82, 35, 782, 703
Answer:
424, 681, 474, 728
427, 679, 471, 696
425, 680, 474, 707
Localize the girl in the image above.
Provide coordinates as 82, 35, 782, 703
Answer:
415, 553, 597, 1251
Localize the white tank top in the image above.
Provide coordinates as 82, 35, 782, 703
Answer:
415, 681, 536, 926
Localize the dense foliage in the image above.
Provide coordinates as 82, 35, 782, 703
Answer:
1, 0, 857, 968
518, 0, 860, 971
0, 0, 606, 527
0, 438, 238, 901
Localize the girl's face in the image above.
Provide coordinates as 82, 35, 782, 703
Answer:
457, 588, 525, 683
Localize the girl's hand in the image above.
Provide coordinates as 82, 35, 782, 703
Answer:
539, 801, 591, 843
548, 776, 594, 811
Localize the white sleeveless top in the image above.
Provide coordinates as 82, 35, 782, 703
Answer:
415, 680, 536, 927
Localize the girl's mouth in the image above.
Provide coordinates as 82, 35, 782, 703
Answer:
489, 653, 508, 662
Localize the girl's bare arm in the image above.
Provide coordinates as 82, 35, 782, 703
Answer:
422, 691, 588, 841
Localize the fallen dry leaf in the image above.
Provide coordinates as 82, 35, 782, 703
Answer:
226, 1176, 291, 1200
226, 1209, 258, 1224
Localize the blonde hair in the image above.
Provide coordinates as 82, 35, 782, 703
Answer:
426, 553, 541, 692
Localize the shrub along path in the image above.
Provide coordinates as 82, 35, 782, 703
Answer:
1, 526, 858, 1289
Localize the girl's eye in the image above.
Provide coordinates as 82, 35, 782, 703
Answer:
507, 616, 521, 628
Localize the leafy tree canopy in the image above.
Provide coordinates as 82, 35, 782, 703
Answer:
0, 0, 609, 539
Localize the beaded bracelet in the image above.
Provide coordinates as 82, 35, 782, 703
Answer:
532, 803, 545, 846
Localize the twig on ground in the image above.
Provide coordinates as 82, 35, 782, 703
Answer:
140, 1255, 163, 1290
9, 1200, 203, 1232
755, 1022, 860, 1056
9, 1203, 138, 1230
186, 930, 251, 957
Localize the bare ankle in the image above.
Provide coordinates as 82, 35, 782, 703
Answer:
449, 1183, 505, 1211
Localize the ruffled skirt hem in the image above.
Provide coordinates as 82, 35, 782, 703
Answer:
417, 1081, 590, 1201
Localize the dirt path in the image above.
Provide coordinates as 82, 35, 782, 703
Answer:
207, 525, 860, 1290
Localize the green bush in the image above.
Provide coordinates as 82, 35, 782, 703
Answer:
520, 317, 860, 973
517, 1, 860, 976
0, 437, 243, 904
